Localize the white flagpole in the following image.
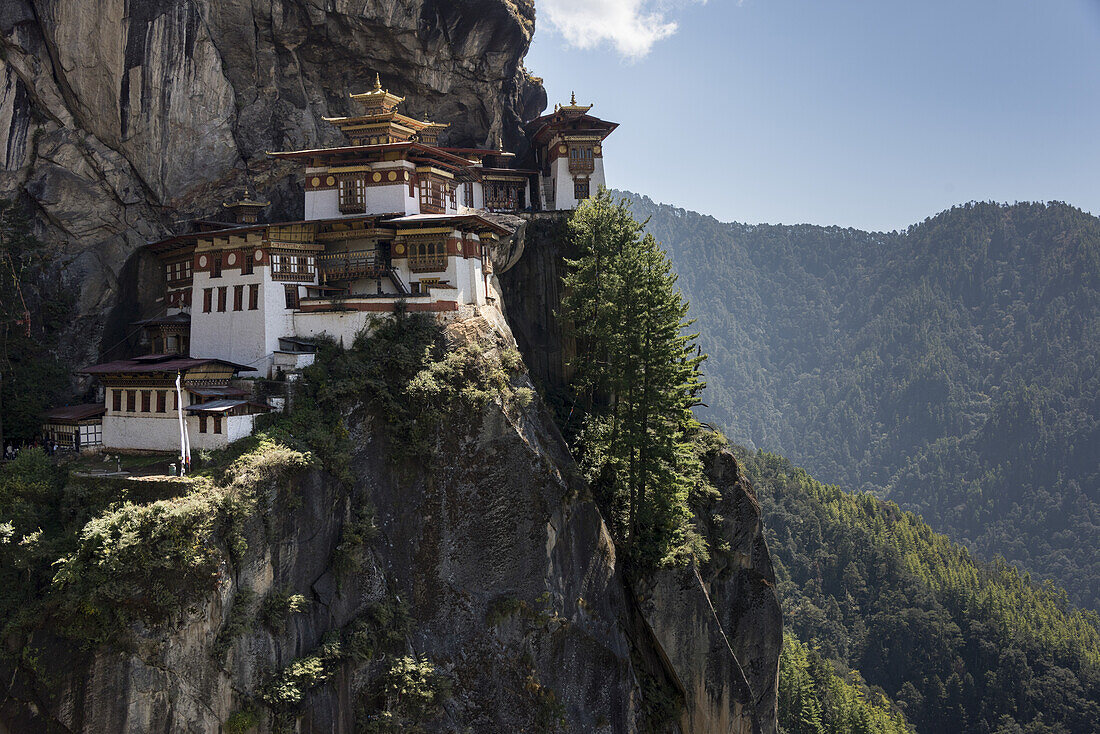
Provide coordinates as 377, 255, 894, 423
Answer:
183, 407, 191, 471
175, 371, 186, 475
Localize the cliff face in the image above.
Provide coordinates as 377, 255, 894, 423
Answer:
0, 312, 778, 733
0, 0, 545, 366
498, 220, 783, 733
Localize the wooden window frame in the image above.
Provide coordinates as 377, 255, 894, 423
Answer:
407, 239, 447, 272
211, 254, 223, 278
284, 284, 299, 310
112, 389, 122, 412
203, 288, 213, 313
241, 252, 254, 275
156, 390, 166, 413
418, 177, 446, 214
126, 390, 136, 412
233, 284, 244, 311
573, 178, 590, 201
199, 415, 207, 433
249, 283, 259, 310
338, 177, 366, 214
217, 286, 227, 312
213, 415, 222, 434
140, 390, 151, 413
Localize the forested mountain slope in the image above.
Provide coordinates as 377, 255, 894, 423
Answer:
622, 193, 1100, 609
746, 448, 1100, 734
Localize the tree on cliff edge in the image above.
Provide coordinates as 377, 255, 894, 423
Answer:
0, 199, 69, 444
560, 190, 707, 569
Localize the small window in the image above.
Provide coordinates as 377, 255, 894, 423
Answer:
242, 252, 254, 275
141, 390, 151, 413
112, 389, 122, 412
203, 288, 213, 313
199, 415, 207, 433
217, 286, 227, 312
211, 254, 222, 278
127, 390, 136, 412
213, 416, 222, 434
233, 285, 244, 311
173, 390, 179, 411
156, 391, 166, 413
249, 283, 259, 310
574, 178, 590, 201
284, 285, 299, 310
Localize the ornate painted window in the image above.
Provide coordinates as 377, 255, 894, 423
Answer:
573, 178, 590, 201
270, 251, 316, 281
569, 146, 595, 173
407, 239, 447, 272
486, 182, 520, 211
419, 177, 446, 214
338, 177, 366, 214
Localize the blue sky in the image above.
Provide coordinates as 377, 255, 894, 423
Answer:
526, 0, 1100, 231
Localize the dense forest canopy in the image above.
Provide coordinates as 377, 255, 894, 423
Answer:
747, 448, 1100, 734
621, 193, 1100, 609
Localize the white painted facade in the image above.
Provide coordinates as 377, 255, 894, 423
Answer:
100, 387, 257, 452
545, 154, 606, 211
189, 253, 315, 377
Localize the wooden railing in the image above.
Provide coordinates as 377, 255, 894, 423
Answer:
318, 250, 385, 281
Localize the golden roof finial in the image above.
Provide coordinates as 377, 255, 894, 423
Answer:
571, 91, 576, 105
373, 73, 382, 91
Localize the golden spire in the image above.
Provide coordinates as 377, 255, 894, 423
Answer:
373, 73, 382, 90
571, 91, 576, 105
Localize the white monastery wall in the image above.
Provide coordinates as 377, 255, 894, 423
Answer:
190, 264, 270, 376
304, 190, 341, 220
102, 412, 254, 452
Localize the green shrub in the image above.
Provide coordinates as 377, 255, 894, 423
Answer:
261, 587, 309, 635
225, 708, 260, 734
343, 593, 411, 662
262, 634, 343, 709
212, 587, 257, 659
358, 655, 451, 733
332, 503, 379, 582
48, 437, 311, 643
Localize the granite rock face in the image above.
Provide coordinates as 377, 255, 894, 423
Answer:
498, 218, 783, 733
0, 0, 545, 367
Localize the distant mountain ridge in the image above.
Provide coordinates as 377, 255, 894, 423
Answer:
618, 191, 1100, 609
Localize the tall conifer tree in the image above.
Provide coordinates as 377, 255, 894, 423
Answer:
560, 191, 706, 568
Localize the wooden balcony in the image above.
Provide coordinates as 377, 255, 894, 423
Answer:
319, 250, 386, 281
568, 159, 595, 174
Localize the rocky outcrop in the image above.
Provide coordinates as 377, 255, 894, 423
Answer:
497, 221, 783, 733
634, 451, 781, 734
1, 316, 639, 733
0, 0, 545, 367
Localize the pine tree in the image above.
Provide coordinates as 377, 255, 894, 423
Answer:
560, 190, 706, 568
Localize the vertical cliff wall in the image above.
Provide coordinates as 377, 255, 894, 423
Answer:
497, 218, 783, 734
0, 0, 545, 366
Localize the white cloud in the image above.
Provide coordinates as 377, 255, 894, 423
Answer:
540, 0, 681, 59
